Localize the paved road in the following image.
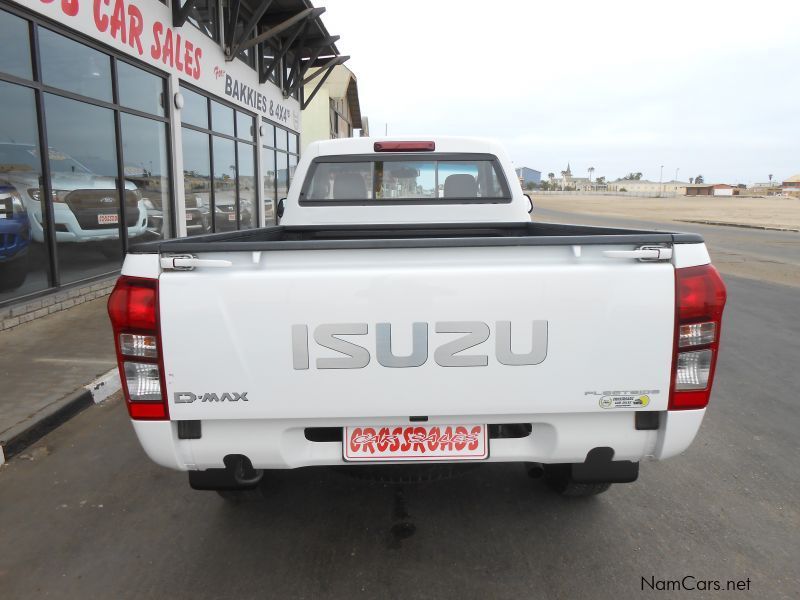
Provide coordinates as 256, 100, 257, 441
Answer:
533, 205, 800, 288
1, 223, 799, 599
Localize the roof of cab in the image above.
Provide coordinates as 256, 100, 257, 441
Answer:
305, 136, 509, 159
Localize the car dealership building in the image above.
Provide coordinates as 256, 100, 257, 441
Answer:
0, 0, 347, 316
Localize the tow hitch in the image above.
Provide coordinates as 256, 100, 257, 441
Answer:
188, 455, 264, 491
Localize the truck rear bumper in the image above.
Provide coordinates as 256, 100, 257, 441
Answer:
131, 409, 706, 471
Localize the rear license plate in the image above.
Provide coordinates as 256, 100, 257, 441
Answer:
227, 213, 236, 221
97, 213, 118, 224
343, 425, 488, 462
185, 213, 193, 221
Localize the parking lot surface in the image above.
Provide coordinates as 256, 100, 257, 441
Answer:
1, 221, 798, 599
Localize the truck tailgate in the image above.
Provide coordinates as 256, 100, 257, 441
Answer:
159, 245, 675, 420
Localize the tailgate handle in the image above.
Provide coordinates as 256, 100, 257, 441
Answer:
160, 255, 233, 271
602, 246, 673, 261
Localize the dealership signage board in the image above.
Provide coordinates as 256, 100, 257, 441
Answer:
18, 0, 300, 131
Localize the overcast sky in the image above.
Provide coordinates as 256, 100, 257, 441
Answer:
316, 0, 800, 184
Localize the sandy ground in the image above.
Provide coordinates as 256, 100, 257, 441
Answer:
529, 194, 800, 231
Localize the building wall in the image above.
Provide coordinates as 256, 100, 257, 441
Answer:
301, 65, 361, 152
300, 88, 331, 154
607, 180, 687, 194
515, 167, 541, 185
0, 0, 302, 310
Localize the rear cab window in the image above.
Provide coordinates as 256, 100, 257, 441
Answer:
300, 154, 511, 205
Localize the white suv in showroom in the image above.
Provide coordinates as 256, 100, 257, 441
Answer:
0, 143, 147, 246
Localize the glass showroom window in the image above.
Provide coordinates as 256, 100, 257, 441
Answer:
0, 81, 49, 303
0, 9, 171, 305
262, 120, 299, 224
180, 85, 259, 234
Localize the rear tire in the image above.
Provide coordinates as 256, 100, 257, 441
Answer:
544, 464, 612, 497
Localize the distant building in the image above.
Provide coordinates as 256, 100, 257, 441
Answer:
570, 177, 592, 191
302, 65, 365, 153
515, 167, 541, 187
782, 174, 800, 197
750, 182, 781, 195
685, 183, 738, 196
607, 179, 688, 194
559, 163, 573, 189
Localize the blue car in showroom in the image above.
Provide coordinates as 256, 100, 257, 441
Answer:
0, 182, 31, 291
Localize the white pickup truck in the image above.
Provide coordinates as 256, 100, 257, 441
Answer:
108, 137, 727, 498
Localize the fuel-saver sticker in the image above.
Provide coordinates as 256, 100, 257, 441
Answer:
585, 389, 660, 409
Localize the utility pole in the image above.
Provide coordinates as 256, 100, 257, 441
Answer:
659, 165, 664, 197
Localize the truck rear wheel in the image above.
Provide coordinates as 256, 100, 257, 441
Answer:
544, 464, 612, 497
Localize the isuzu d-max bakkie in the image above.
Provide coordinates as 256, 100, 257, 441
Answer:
108, 137, 726, 498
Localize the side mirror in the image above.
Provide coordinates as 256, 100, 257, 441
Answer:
276, 198, 285, 220
524, 194, 533, 214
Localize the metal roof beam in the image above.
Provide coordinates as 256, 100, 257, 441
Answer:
301, 55, 349, 87
301, 64, 337, 110
259, 21, 308, 84
226, 0, 274, 61
238, 6, 325, 54
172, 0, 199, 28
287, 46, 323, 94
224, 0, 241, 56
303, 35, 340, 49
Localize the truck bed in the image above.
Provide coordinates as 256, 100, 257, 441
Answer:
131, 221, 703, 253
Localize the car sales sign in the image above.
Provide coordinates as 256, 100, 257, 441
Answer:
22, 0, 300, 129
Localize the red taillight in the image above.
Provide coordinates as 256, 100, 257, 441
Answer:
373, 141, 435, 152
108, 277, 157, 330
669, 264, 727, 410
108, 276, 168, 420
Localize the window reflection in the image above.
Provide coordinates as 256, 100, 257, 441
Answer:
237, 142, 256, 229
117, 62, 165, 117
0, 10, 32, 80
276, 151, 289, 200
262, 149, 276, 224
262, 122, 275, 147
236, 111, 254, 141
288, 154, 297, 190
39, 28, 112, 102
212, 137, 236, 231
181, 128, 211, 236
180, 87, 208, 128
275, 128, 288, 151
121, 114, 171, 240
0, 82, 49, 300
211, 101, 234, 136
45, 94, 142, 282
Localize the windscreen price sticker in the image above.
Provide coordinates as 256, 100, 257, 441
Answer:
344, 425, 488, 461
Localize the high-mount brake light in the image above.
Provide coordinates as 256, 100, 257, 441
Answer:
374, 141, 435, 152
669, 264, 727, 410
107, 276, 168, 420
